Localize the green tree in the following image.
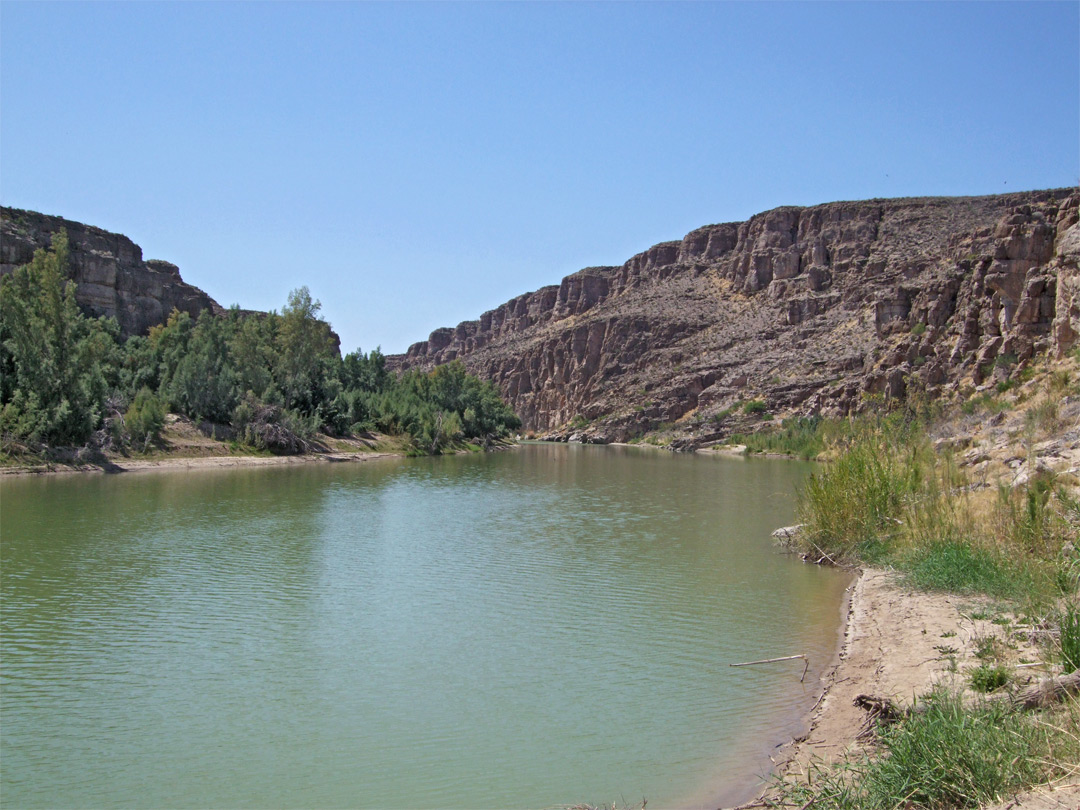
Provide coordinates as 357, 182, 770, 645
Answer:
228, 308, 278, 400
124, 386, 167, 449
342, 346, 388, 393
160, 310, 237, 423
0, 231, 117, 444
274, 286, 339, 415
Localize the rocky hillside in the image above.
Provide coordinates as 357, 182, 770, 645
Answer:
1, 207, 223, 337
392, 189, 1080, 444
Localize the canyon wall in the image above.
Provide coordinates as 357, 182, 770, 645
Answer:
1, 207, 223, 337
392, 189, 1080, 442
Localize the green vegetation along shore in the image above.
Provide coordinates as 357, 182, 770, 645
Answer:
1, 231, 520, 467
740, 363, 1080, 809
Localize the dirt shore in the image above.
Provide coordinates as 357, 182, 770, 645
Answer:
729, 568, 1080, 810
0, 449, 402, 477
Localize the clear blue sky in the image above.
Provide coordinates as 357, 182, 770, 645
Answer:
2, 2, 1077, 355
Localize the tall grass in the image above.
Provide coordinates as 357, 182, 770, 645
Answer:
1061, 603, 1080, 674
729, 416, 826, 459
796, 414, 927, 559
791, 409, 1074, 604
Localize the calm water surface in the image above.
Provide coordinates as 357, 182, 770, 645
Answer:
1, 444, 849, 809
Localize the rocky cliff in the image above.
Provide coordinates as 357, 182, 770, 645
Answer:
1, 207, 223, 336
392, 189, 1080, 443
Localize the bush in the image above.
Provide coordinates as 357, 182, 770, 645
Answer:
124, 387, 167, 449
232, 394, 314, 454
969, 663, 1010, 693
743, 399, 767, 415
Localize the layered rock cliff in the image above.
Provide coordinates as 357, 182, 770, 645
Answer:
392, 189, 1080, 443
1, 207, 223, 336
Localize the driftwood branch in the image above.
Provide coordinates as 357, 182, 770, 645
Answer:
854, 693, 906, 737
731, 654, 810, 682
993, 670, 1080, 710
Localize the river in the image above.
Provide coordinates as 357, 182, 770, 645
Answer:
1, 443, 849, 809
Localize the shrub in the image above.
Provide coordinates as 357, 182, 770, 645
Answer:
969, 663, 1010, 693
710, 406, 736, 424
124, 387, 167, 449
232, 394, 314, 454
742, 399, 767, 415
1025, 398, 1059, 435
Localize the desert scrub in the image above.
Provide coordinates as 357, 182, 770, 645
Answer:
742, 399, 768, 415
774, 689, 1080, 810
960, 391, 1011, 416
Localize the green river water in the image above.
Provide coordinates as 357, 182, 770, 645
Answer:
1, 443, 850, 809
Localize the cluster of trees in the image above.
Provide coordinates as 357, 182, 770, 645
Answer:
0, 231, 520, 454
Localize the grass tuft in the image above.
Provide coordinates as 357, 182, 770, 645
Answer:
788, 406, 1073, 605
775, 690, 1078, 810
901, 541, 1027, 599
1060, 602, 1080, 674
969, 663, 1010, 693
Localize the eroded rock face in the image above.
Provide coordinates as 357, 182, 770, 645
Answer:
391, 189, 1079, 440
1, 207, 223, 336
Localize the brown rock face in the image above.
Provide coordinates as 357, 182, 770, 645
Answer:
390, 189, 1079, 441
1, 207, 223, 336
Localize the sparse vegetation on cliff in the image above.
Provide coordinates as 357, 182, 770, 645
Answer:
0, 233, 520, 463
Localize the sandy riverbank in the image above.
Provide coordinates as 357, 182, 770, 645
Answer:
729, 568, 1080, 810
0, 449, 402, 477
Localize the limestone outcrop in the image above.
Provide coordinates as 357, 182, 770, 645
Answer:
1, 207, 223, 337
391, 189, 1079, 442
